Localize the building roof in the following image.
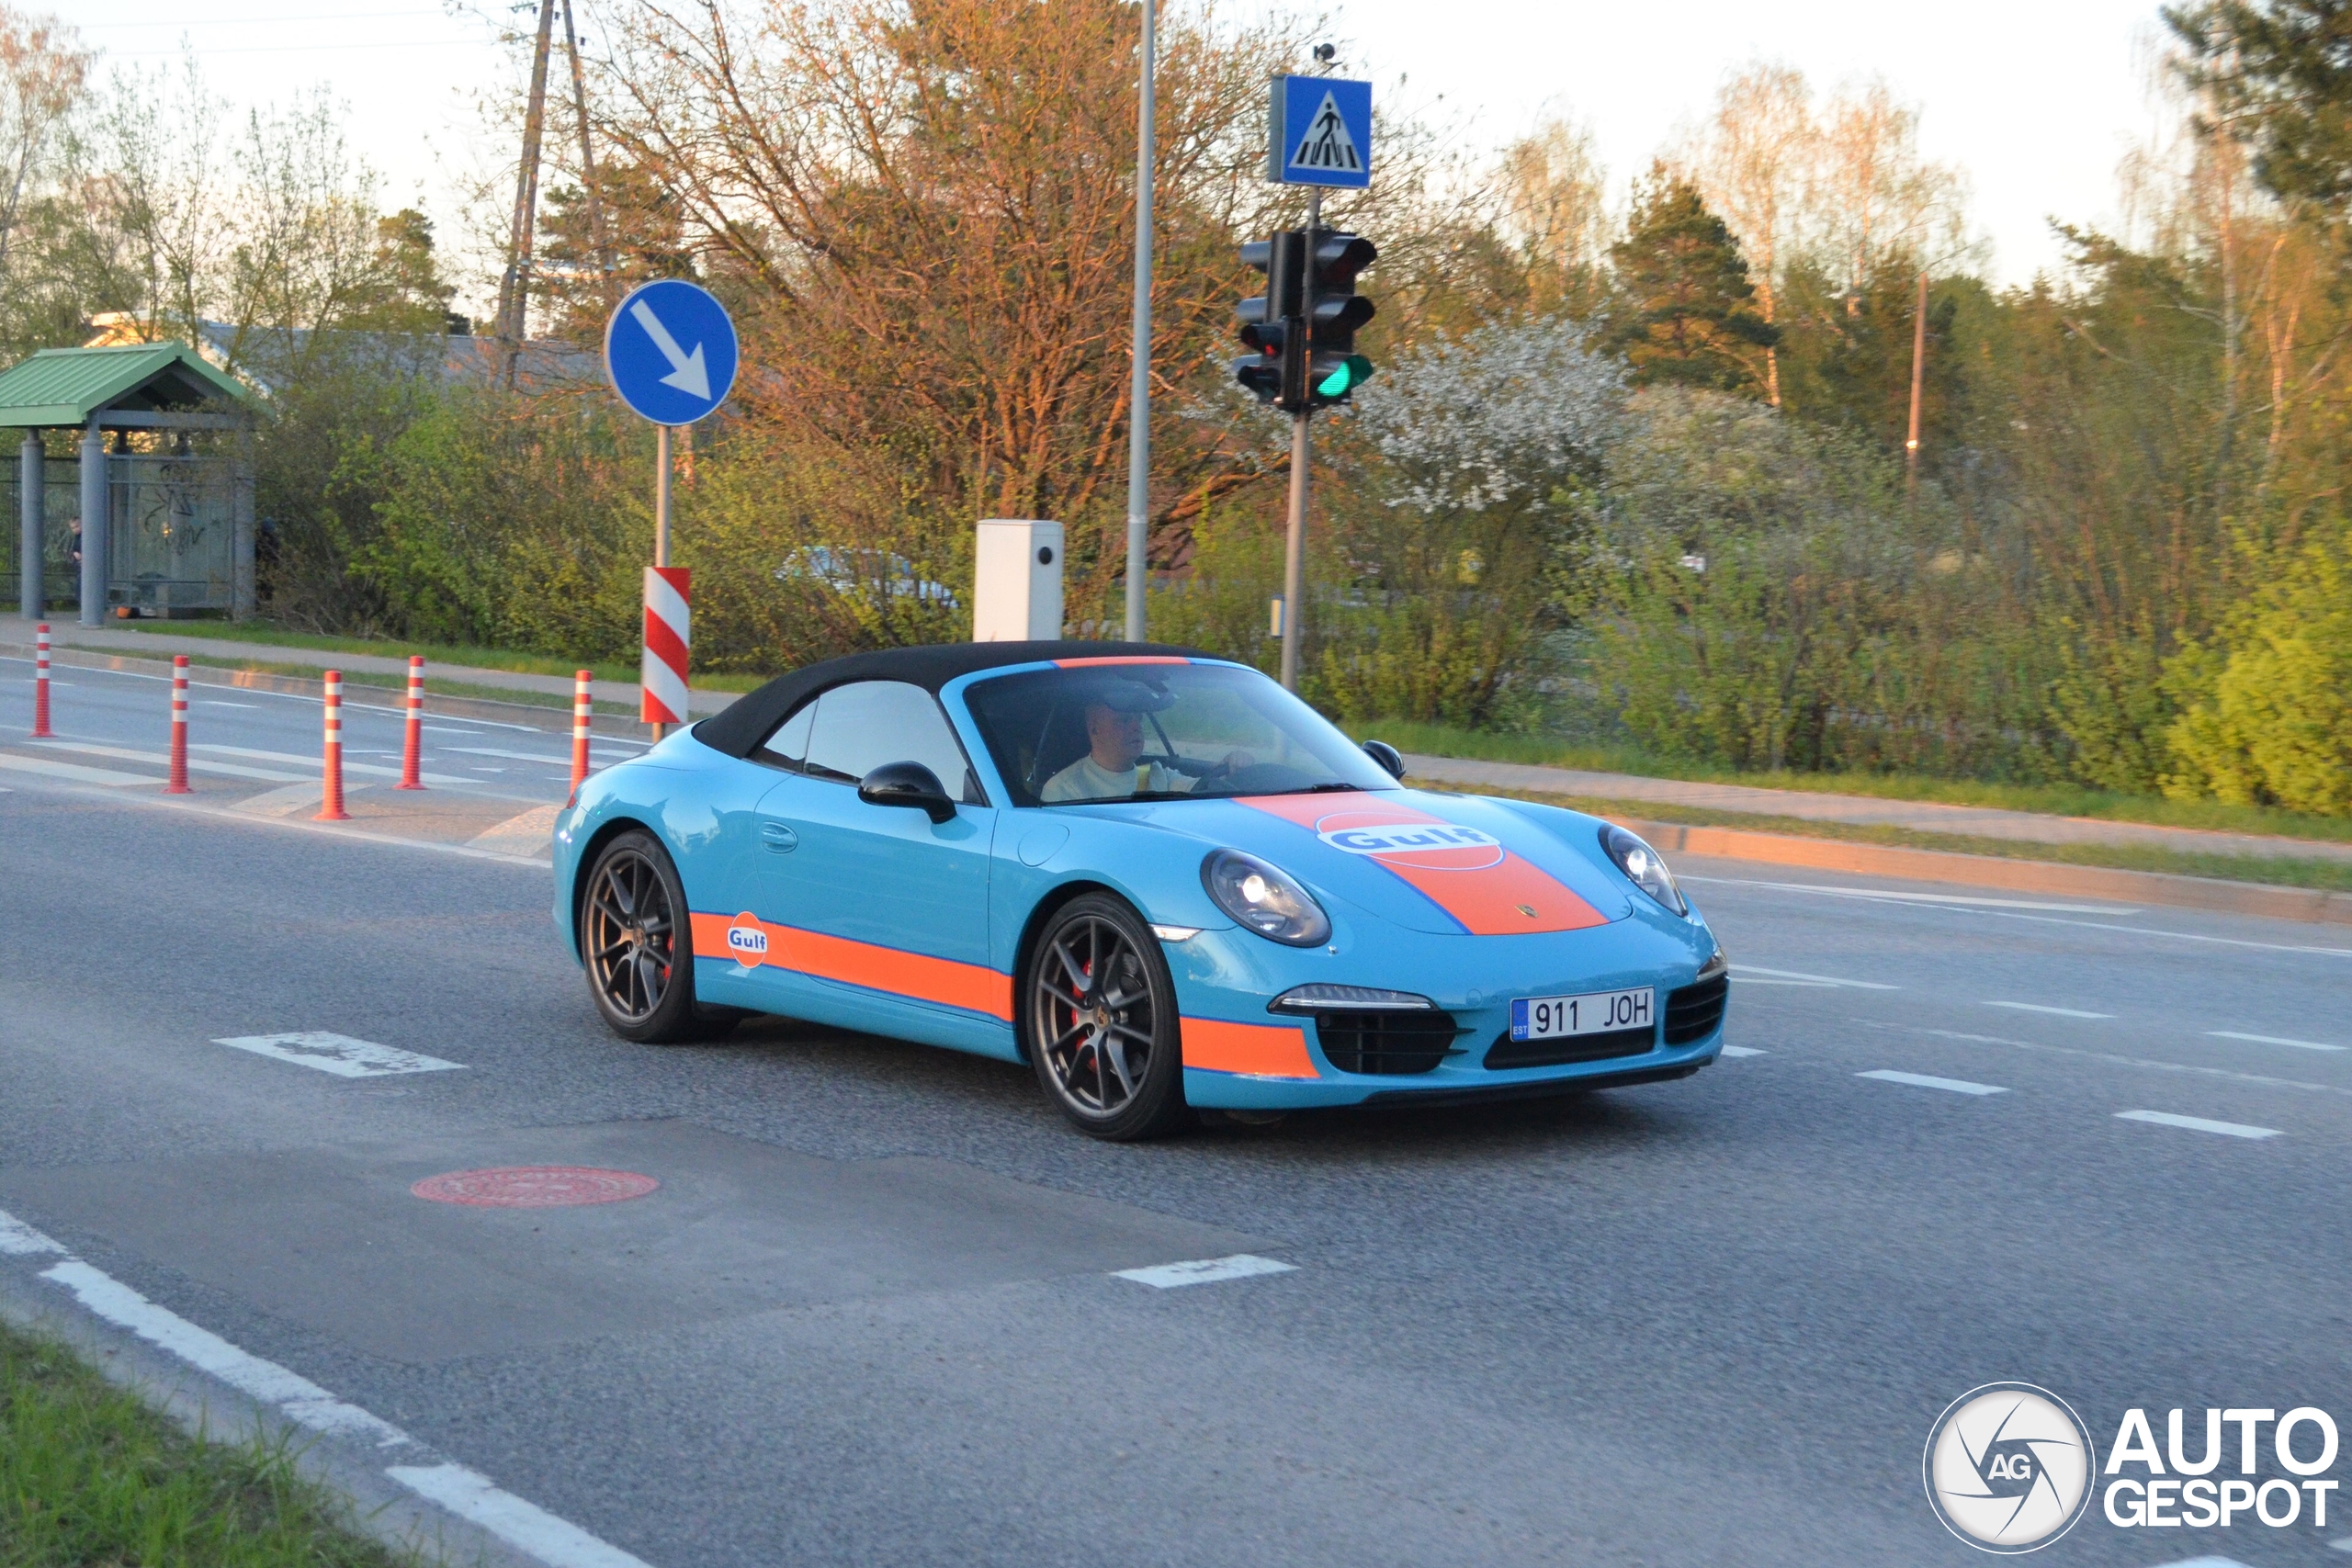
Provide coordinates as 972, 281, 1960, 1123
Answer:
694, 641, 1214, 758
0, 343, 254, 429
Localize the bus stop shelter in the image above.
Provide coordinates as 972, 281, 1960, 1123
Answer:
0, 343, 256, 625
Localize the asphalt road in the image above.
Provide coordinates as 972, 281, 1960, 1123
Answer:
2, 671, 2347, 1567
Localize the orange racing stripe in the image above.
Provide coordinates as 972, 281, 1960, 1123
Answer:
1182, 1018, 1319, 1078
1238, 795, 1606, 936
689, 911, 1013, 1021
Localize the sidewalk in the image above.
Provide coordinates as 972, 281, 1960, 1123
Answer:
0, 615, 740, 717
1399, 753, 2352, 868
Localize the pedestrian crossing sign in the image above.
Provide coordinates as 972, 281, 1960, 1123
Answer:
1269, 75, 1373, 189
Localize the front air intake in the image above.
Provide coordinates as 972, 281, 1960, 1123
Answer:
1313, 1010, 1460, 1075
1663, 973, 1730, 1046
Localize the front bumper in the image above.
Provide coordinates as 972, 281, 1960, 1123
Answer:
1166, 908, 1724, 1111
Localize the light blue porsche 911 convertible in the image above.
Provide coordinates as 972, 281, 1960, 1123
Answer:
553, 641, 1727, 1139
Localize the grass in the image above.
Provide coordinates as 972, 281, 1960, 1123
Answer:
0, 1319, 420, 1566
122, 619, 768, 694
1419, 780, 2352, 896
1361, 717, 2352, 848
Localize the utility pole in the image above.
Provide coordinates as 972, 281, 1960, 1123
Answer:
1279, 186, 1319, 693
1122, 0, 1157, 642
494, 0, 560, 389
560, 0, 616, 306
1905, 267, 1928, 505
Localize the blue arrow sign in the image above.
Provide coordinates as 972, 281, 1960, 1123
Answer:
1268, 76, 1372, 189
604, 278, 739, 425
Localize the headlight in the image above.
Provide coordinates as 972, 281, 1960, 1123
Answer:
1201, 850, 1331, 946
1600, 824, 1687, 916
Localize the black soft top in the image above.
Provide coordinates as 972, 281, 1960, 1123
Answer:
692, 640, 1216, 759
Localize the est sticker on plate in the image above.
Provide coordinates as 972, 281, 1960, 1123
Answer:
1510, 987, 1653, 1042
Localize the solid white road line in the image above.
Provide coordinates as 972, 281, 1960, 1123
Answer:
1114, 1254, 1296, 1289
1, 1202, 653, 1568
198, 699, 260, 707
1984, 1001, 2114, 1020
1858, 1069, 2008, 1096
1719, 1045, 1767, 1057
0, 751, 153, 785
213, 1032, 464, 1077
2115, 1110, 2281, 1140
39, 1259, 407, 1445
1734, 964, 1898, 990
388, 1465, 655, 1568
447, 746, 618, 765
2208, 1030, 2345, 1053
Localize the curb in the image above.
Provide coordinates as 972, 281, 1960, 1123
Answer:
1617, 817, 2352, 929
4, 641, 660, 740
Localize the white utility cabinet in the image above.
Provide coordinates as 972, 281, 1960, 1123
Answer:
973, 518, 1065, 641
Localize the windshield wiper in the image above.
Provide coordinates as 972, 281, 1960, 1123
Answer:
1267, 782, 1363, 795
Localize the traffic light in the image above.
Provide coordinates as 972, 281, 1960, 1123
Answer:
1235, 231, 1305, 408
1306, 231, 1376, 408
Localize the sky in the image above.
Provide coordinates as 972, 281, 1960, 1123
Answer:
78, 0, 2176, 305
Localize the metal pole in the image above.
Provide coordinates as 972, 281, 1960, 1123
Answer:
650, 424, 671, 740
19, 432, 40, 619
1122, 0, 1157, 643
1279, 187, 1320, 693
78, 418, 105, 626
1905, 268, 1928, 505
655, 425, 672, 570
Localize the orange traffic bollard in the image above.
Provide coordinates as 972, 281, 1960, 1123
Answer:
30, 622, 51, 738
397, 655, 424, 789
571, 670, 593, 797
165, 654, 191, 794
315, 669, 349, 821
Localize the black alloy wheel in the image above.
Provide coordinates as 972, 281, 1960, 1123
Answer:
1024, 894, 1189, 1139
582, 830, 705, 1043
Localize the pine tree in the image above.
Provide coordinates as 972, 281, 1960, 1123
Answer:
1604, 164, 1779, 394
2169, 0, 2352, 217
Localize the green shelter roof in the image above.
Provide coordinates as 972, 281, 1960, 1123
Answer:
0, 343, 253, 429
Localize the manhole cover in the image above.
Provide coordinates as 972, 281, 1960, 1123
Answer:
410, 1166, 660, 1208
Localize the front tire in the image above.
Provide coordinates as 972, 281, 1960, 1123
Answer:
581, 829, 704, 1043
1024, 894, 1189, 1140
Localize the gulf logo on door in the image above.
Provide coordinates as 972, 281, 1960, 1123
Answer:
1241, 796, 1607, 935
725, 913, 768, 964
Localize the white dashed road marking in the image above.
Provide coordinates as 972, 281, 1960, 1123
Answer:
212, 1032, 464, 1077
1719, 1045, 1767, 1057
1984, 1001, 2113, 1020
1114, 1254, 1296, 1289
1858, 1069, 2008, 1096
2115, 1110, 2281, 1140
0, 1204, 649, 1568
0, 751, 153, 786
2208, 1031, 2344, 1053
1734, 964, 1897, 990
35, 739, 310, 783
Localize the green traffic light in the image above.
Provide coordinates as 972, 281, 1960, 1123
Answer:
1316, 355, 1374, 399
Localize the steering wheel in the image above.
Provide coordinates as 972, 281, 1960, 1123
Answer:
1137, 750, 1223, 779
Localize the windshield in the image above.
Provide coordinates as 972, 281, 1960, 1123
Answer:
962, 661, 1399, 807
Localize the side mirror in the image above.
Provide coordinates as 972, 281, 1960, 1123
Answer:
1361, 739, 1406, 780
858, 761, 957, 824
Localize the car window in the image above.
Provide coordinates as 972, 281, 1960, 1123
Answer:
758, 699, 817, 768
800, 680, 981, 802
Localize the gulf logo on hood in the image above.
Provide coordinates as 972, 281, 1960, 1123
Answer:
1243, 796, 1607, 935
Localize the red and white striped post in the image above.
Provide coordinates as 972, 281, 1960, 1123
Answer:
164, 654, 191, 794
571, 670, 593, 795
315, 669, 349, 821
30, 622, 51, 738
641, 566, 690, 739
396, 655, 424, 789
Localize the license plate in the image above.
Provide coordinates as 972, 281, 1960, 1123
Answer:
1510, 987, 1653, 1042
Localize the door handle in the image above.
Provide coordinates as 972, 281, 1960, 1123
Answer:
760, 821, 798, 853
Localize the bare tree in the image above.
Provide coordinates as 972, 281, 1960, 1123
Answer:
1674, 63, 1811, 405
1496, 112, 1609, 313
1803, 79, 1967, 305
0, 6, 87, 283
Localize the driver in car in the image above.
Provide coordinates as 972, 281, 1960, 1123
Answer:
1041, 681, 1249, 802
